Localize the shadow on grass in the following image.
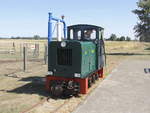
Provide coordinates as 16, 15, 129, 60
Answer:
106, 53, 150, 56
145, 47, 150, 50
19, 76, 45, 83
7, 76, 49, 97
7, 76, 76, 99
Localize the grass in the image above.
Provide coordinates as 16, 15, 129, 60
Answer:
0, 39, 47, 60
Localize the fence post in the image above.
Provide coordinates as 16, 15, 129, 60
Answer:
33, 44, 39, 58
12, 42, 16, 54
20, 44, 22, 56
36, 44, 39, 57
44, 44, 48, 64
23, 46, 27, 72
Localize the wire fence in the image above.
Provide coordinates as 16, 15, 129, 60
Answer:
0, 40, 48, 75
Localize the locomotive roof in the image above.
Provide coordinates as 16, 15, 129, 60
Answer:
67, 24, 104, 31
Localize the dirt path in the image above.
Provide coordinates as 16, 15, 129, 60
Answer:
73, 59, 150, 113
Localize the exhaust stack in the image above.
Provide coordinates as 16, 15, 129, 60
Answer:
57, 20, 62, 41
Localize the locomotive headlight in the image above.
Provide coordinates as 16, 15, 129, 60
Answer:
48, 71, 53, 75
74, 73, 81, 78
61, 41, 66, 47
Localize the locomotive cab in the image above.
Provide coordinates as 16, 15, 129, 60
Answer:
67, 24, 104, 41
67, 24, 105, 72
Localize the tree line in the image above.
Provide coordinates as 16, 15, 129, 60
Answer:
107, 0, 150, 42
106, 34, 131, 41
10, 35, 47, 40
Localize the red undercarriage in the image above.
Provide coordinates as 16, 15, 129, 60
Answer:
46, 68, 104, 94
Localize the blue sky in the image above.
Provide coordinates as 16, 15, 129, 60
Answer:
0, 0, 138, 39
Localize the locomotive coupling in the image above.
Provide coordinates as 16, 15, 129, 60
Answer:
50, 80, 80, 97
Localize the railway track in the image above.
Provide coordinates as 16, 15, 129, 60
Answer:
19, 78, 104, 113
20, 97, 71, 113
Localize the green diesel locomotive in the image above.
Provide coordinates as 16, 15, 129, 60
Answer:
46, 13, 106, 97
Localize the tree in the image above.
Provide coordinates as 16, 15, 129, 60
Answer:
16, 36, 21, 39
116, 38, 121, 41
126, 36, 131, 41
34, 35, 40, 40
119, 36, 126, 41
11, 36, 15, 39
109, 34, 117, 41
133, 0, 150, 42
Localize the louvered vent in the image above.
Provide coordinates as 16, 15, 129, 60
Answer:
57, 48, 72, 66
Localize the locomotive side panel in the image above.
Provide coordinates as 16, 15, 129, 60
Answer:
81, 42, 96, 78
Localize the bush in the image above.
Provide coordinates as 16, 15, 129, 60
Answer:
119, 36, 126, 41
126, 36, 131, 41
108, 34, 117, 41
34, 35, 40, 40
